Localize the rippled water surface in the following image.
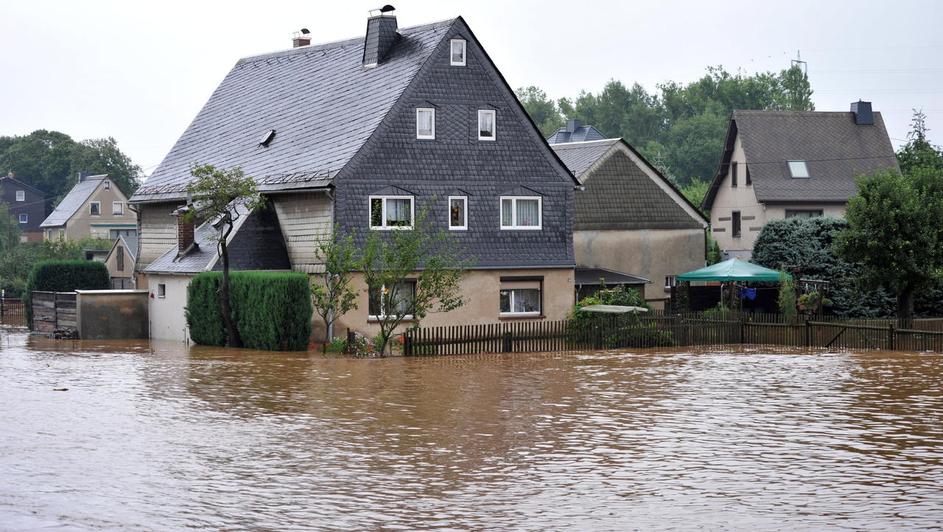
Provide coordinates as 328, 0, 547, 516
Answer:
1, 328, 942, 530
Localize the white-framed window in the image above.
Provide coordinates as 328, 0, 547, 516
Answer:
416, 108, 435, 139
500, 281, 542, 316
665, 275, 676, 291
89, 201, 101, 216
18, 213, 28, 224
369, 280, 416, 320
448, 196, 467, 230
788, 160, 810, 178
104, 180, 111, 190
15, 190, 25, 202
370, 195, 414, 230
478, 109, 496, 141
500, 196, 541, 230
450, 39, 466, 66
112, 201, 124, 215
157, 283, 166, 299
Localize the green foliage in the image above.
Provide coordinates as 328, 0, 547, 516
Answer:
752, 217, 895, 317
706, 234, 723, 265
0, 204, 21, 254
680, 177, 711, 213
778, 271, 798, 323
896, 110, 943, 175
0, 130, 141, 204
24, 259, 109, 326
186, 271, 313, 351
0, 240, 85, 297
311, 226, 359, 341
570, 286, 671, 348
702, 302, 732, 320
520, 65, 814, 185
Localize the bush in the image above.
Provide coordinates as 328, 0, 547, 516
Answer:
186, 271, 313, 351
24, 259, 110, 326
569, 286, 672, 348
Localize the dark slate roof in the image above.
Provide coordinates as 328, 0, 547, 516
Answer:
144, 204, 290, 274
40, 175, 107, 227
0, 175, 46, 197
703, 110, 900, 209
552, 139, 708, 230
575, 267, 649, 286
547, 124, 607, 144
132, 19, 456, 202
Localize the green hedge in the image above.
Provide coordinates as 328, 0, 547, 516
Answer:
185, 271, 313, 351
25, 259, 110, 326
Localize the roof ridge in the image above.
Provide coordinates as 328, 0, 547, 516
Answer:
550, 138, 621, 148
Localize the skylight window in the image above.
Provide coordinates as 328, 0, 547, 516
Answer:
259, 129, 276, 147
788, 160, 810, 178
450, 39, 466, 66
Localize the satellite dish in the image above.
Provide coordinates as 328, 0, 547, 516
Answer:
300, 28, 310, 35
379, 5, 395, 13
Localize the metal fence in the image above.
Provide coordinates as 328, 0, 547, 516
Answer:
0, 298, 26, 325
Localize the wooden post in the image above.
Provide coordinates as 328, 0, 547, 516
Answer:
805, 319, 811, 348
346, 328, 355, 354
739, 315, 745, 344
888, 324, 895, 351
502, 330, 512, 353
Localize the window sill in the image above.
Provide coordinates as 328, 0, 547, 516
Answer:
498, 314, 545, 321
500, 227, 542, 231
367, 316, 417, 323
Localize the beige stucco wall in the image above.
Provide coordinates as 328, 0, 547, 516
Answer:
48, 178, 138, 241
332, 268, 575, 341
146, 274, 192, 342
765, 204, 847, 220
104, 242, 133, 283
574, 228, 705, 302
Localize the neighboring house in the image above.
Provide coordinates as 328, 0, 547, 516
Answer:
702, 102, 899, 259
104, 233, 139, 289
0, 172, 46, 242
130, 9, 578, 342
547, 119, 606, 144
550, 136, 709, 309
40, 174, 138, 242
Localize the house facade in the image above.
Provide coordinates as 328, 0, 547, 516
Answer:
40, 174, 137, 242
131, 10, 578, 342
0, 173, 46, 242
103, 233, 138, 289
702, 103, 899, 258
549, 136, 708, 308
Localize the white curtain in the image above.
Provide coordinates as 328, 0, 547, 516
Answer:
387, 199, 411, 226
516, 199, 539, 227
501, 199, 513, 226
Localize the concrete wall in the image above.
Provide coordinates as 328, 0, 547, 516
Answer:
76, 290, 149, 339
574, 228, 705, 303
146, 274, 192, 342
333, 268, 575, 341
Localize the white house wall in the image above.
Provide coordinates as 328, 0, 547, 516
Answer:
147, 274, 192, 342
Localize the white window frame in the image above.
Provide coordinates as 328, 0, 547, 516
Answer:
448, 196, 467, 231
416, 108, 435, 139
500, 196, 542, 230
450, 39, 466, 66
89, 201, 101, 216
112, 201, 124, 215
478, 109, 496, 141
368, 281, 416, 321
15, 190, 25, 202
157, 283, 166, 299
18, 213, 28, 224
788, 160, 810, 178
499, 287, 542, 317
369, 195, 415, 230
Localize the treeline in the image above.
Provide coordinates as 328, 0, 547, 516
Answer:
0, 130, 141, 207
518, 65, 814, 186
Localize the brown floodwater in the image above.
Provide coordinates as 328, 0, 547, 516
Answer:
1, 328, 942, 530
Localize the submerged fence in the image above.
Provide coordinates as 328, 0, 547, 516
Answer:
402, 311, 943, 356
0, 297, 26, 325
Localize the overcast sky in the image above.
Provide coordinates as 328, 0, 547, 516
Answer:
2, 0, 941, 178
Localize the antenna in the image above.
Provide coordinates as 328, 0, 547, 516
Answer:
791, 50, 807, 75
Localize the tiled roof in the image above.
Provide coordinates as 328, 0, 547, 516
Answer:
552, 139, 707, 231
40, 175, 106, 227
703, 110, 900, 209
547, 125, 607, 144
132, 19, 456, 201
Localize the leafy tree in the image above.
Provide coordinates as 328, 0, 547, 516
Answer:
836, 168, 943, 326
185, 164, 265, 347
0, 240, 85, 297
680, 177, 710, 214
896, 109, 943, 175
311, 226, 359, 344
0, 204, 21, 254
777, 271, 797, 323
69, 137, 142, 197
516, 86, 564, 137
359, 211, 466, 355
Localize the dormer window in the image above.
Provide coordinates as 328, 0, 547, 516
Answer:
478, 110, 496, 141
788, 160, 810, 178
450, 39, 466, 66
416, 108, 435, 139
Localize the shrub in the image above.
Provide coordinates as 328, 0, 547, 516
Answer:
24, 259, 110, 326
186, 271, 313, 351
569, 286, 672, 348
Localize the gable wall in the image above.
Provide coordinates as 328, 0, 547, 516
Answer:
709, 134, 765, 256
137, 202, 182, 269
61, 180, 138, 241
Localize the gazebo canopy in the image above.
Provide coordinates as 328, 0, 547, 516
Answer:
677, 258, 787, 283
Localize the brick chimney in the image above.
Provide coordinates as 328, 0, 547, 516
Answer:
173, 206, 196, 254
292, 28, 311, 48
363, 5, 398, 67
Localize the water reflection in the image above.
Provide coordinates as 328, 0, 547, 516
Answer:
1, 330, 942, 530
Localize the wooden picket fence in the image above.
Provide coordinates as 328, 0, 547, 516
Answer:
402, 311, 943, 356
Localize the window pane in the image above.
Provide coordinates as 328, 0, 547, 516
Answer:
513, 289, 540, 313
16, 190, 24, 201
368, 285, 381, 316
390, 281, 416, 315
451, 40, 465, 63
386, 198, 412, 226
417, 109, 434, 137
516, 199, 539, 227
479, 111, 494, 138
90, 203, 100, 215
501, 199, 512, 226
450, 198, 465, 227
788, 161, 809, 178
499, 289, 511, 313
370, 198, 383, 227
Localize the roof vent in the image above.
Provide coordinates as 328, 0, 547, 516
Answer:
292, 28, 311, 48
259, 129, 276, 147
363, 5, 398, 68
851, 100, 873, 126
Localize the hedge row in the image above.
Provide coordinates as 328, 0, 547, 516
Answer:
25, 260, 110, 326
185, 271, 313, 351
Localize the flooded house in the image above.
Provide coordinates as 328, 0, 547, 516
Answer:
702, 102, 899, 259
130, 8, 579, 342
549, 126, 709, 309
